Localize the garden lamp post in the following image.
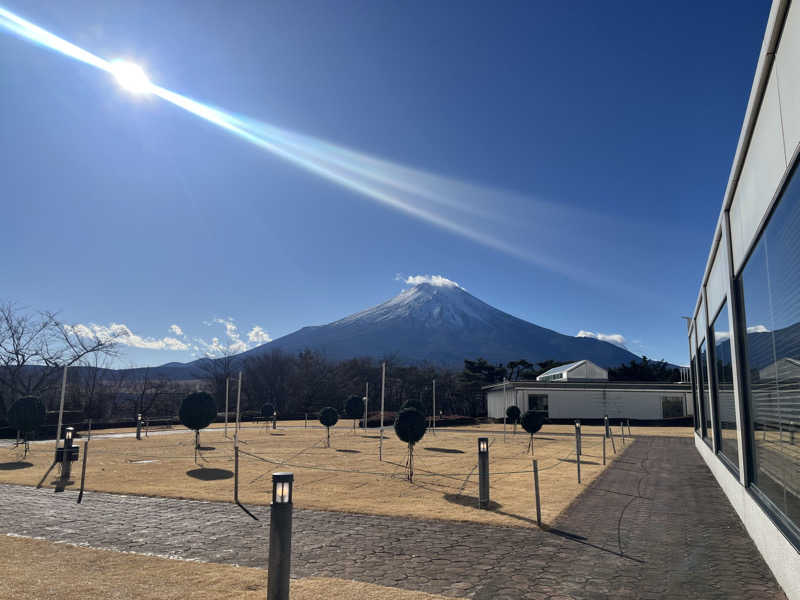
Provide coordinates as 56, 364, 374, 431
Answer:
268, 472, 294, 600
136, 413, 142, 440
478, 437, 490, 509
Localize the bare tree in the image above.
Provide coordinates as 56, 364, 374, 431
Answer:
0, 302, 118, 417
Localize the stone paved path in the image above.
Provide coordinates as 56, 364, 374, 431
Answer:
0, 436, 786, 599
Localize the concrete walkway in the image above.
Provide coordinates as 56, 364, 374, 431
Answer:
0, 436, 786, 599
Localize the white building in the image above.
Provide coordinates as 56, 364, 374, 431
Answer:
536, 360, 608, 382
687, 1, 800, 595
485, 379, 691, 421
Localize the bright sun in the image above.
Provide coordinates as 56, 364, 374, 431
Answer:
110, 60, 152, 94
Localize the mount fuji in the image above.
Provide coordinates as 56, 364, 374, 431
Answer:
232, 281, 639, 368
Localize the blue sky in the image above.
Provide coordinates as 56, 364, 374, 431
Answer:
0, 1, 771, 367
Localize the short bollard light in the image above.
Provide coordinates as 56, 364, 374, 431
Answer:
268, 472, 294, 600
478, 437, 490, 509
56, 426, 79, 487
136, 413, 142, 440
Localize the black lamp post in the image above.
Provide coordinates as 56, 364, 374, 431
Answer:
267, 472, 294, 600
478, 437, 489, 509
136, 413, 142, 440
574, 420, 582, 483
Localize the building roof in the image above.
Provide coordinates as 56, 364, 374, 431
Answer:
537, 360, 585, 378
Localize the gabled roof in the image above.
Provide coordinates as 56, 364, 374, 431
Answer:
538, 360, 584, 378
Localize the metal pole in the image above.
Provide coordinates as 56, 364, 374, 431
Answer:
61, 429, 73, 483
55, 365, 67, 458
364, 382, 368, 432
267, 475, 293, 600
379, 361, 385, 461
235, 371, 242, 440
224, 376, 229, 439
533, 459, 541, 526
136, 413, 142, 441
234, 445, 239, 504
602, 431, 606, 465
432, 379, 436, 435
621, 420, 625, 446
575, 420, 581, 484
627, 419, 632, 437
503, 378, 507, 442
77, 441, 89, 504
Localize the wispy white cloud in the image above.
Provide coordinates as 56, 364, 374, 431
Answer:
247, 325, 272, 344
65, 322, 190, 351
576, 330, 627, 348
169, 324, 184, 336
747, 325, 770, 333
194, 317, 271, 357
399, 274, 462, 288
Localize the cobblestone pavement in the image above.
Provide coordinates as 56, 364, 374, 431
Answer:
0, 436, 786, 599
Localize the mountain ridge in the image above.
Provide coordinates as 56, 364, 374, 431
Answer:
208, 282, 640, 369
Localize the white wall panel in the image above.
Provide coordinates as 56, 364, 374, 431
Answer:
706, 244, 728, 317
776, 1, 800, 162
730, 73, 787, 272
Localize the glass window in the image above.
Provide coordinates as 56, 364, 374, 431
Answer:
739, 163, 800, 536
699, 339, 712, 444
690, 328, 701, 431
527, 394, 548, 412
712, 303, 739, 470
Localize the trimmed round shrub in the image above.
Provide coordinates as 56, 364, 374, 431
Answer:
7, 396, 45, 434
319, 406, 339, 428
400, 398, 426, 414
345, 395, 363, 419
521, 410, 546, 435
179, 392, 217, 432
506, 405, 521, 423
261, 403, 276, 420
394, 407, 427, 446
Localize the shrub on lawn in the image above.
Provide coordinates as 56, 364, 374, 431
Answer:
7, 396, 45, 457
521, 410, 546, 454
400, 398, 426, 414
179, 392, 217, 460
345, 395, 363, 431
506, 405, 521, 434
394, 407, 427, 482
319, 406, 339, 447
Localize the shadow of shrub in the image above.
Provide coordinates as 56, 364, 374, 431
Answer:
443, 493, 502, 511
186, 468, 233, 481
0, 461, 34, 471
424, 447, 465, 454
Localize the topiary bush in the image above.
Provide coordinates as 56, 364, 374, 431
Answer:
506, 405, 521, 434
319, 406, 339, 447
394, 407, 427, 482
521, 410, 546, 454
400, 398, 426, 414
345, 395, 363, 431
179, 392, 217, 460
7, 396, 45, 457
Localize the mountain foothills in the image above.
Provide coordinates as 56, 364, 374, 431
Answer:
232, 282, 639, 369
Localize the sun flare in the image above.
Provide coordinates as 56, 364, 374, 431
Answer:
111, 60, 152, 94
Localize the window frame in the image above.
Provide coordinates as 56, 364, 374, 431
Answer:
731, 149, 800, 552
709, 299, 739, 477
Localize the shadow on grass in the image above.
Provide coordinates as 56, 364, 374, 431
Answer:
336, 449, 360, 454
559, 458, 600, 465
424, 447, 465, 454
362, 435, 383, 439
186, 468, 233, 481
270, 433, 285, 436
198, 446, 216, 451
0, 461, 33, 470
443, 493, 502, 511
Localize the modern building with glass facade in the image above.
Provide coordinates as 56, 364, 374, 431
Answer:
688, 1, 800, 596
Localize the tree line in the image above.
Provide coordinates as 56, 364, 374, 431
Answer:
0, 302, 681, 426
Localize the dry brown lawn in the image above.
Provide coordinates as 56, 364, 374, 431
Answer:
1, 534, 461, 600
0, 424, 691, 528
